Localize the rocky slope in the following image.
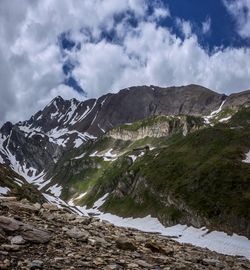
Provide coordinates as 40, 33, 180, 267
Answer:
0, 197, 249, 270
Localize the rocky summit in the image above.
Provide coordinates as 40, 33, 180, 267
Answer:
0, 197, 249, 270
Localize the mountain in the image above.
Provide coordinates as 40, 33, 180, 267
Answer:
1, 84, 250, 249
0, 84, 224, 175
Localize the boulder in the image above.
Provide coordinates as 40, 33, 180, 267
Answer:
66, 227, 89, 242
116, 238, 137, 251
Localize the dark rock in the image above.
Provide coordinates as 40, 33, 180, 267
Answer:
1, 244, 20, 251
21, 226, 52, 243
145, 241, 174, 256
202, 258, 224, 268
116, 239, 137, 251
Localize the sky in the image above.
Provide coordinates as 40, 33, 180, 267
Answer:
1, 0, 250, 123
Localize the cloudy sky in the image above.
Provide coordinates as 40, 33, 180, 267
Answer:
1, 0, 250, 123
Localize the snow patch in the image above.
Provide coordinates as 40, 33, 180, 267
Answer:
0, 186, 10, 195
65, 100, 79, 125
243, 151, 250, 163
73, 138, 84, 148
89, 149, 117, 161
93, 193, 109, 209
75, 192, 87, 201
204, 100, 226, 124
98, 124, 105, 133
72, 152, 86, 160
103, 149, 117, 161
219, 116, 232, 122
68, 192, 88, 206
89, 151, 98, 157
14, 177, 24, 187
43, 193, 67, 207
129, 155, 137, 162
47, 184, 62, 197
129, 152, 145, 162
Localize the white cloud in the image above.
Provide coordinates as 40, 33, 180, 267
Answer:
202, 17, 211, 34
0, 0, 250, 124
0, 0, 150, 123
223, 0, 250, 38
176, 18, 193, 38
71, 19, 250, 98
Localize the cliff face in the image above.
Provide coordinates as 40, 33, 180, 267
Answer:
107, 116, 204, 141
223, 89, 250, 109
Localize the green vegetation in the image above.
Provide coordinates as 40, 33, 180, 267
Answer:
116, 115, 204, 132
81, 107, 250, 236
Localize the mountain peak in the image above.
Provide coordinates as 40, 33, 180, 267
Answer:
51, 95, 64, 104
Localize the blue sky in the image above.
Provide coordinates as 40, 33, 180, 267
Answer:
0, 0, 250, 122
166, 0, 250, 49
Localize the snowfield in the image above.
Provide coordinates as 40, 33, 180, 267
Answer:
204, 100, 226, 124
68, 193, 250, 260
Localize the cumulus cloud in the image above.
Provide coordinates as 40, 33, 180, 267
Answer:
71, 17, 250, 98
0, 0, 250, 124
223, 0, 250, 38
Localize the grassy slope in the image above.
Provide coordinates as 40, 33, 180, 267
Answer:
82, 107, 250, 236
54, 115, 191, 201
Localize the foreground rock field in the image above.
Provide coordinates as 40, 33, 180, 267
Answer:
0, 197, 249, 270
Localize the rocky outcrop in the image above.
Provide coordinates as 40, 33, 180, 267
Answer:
0, 197, 249, 269
107, 116, 203, 141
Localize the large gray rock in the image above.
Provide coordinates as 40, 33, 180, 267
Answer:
66, 226, 89, 241
0, 216, 52, 243
21, 226, 52, 243
0, 216, 21, 231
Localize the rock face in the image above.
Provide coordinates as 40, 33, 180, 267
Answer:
108, 115, 203, 141
0, 198, 249, 270
224, 89, 250, 109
